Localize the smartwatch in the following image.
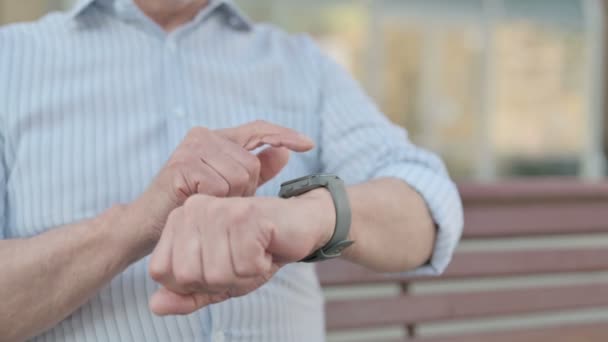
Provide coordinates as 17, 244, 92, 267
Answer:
279, 174, 354, 262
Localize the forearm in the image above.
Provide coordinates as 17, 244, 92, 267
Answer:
0, 203, 152, 341
303, 177, 436, 273
342, 178, 436, 272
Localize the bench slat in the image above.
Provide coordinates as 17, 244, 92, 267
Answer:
412, 322, 608, 342
318, 248, 608, 286
326, 283, 608, 330
459, 180, 608, 203
322, 181, 608, 336
463, 202, 608, 238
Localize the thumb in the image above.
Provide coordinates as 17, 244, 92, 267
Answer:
149, 287, 211, 316
257, 147, 290, 187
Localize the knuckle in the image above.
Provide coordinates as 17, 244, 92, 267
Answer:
204, 269, 230, 288
213, 180, 230, 197
253, 256, 271, 275
233, 261, 254, 277
234, 255, 266, 278
174, 268, 200, 288
203, 179, 229, 197
242, 154, 261, 174
232, 263, 247, 277
233, 168, 250, 186
226, 171, 249, 194
148, 262, 167, 282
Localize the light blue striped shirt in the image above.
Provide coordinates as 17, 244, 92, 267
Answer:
0, 0, 463, 340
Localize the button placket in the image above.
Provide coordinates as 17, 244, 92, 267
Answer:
166, 39, 178, 54
162, 34, 190, 146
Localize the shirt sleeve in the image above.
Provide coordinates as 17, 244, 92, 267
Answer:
307, 37, 464, 275
0, 129, 5, 240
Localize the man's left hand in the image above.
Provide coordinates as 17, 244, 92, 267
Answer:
147, 190, 335, 315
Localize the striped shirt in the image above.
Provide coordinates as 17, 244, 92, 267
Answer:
0, 0, 463, 341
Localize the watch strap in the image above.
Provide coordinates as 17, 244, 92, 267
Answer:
279, 174, 354, 262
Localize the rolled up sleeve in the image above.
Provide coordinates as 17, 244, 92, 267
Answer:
306, 37, 463, 275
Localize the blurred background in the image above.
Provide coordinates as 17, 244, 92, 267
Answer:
2, 1, 608, 341
3, 0, 605, 182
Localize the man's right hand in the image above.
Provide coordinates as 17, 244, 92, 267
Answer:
132, 120, 314, 241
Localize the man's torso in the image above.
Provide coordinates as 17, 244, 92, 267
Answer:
0, 2, 326, 340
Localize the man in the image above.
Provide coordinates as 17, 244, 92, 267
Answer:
0, 0, 463, 341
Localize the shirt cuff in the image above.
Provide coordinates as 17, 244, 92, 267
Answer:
372, 163, 464, 276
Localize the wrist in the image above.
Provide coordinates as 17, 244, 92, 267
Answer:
115, 189, 171, 257
96, 203, 156, 267
132, 187, 176, 241
129, 196, 167, 248
294, 188, 336, 251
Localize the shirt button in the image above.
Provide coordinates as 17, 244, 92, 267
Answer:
167, 40, 178, 53
173, 107, 186, 118
212, 331, 225, 342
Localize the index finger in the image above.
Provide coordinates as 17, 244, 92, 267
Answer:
217, 120, 314, 152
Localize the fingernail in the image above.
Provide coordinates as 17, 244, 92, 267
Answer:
298, 134, 314, 144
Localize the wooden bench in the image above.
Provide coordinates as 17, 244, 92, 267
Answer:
317, 180, 608, 341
